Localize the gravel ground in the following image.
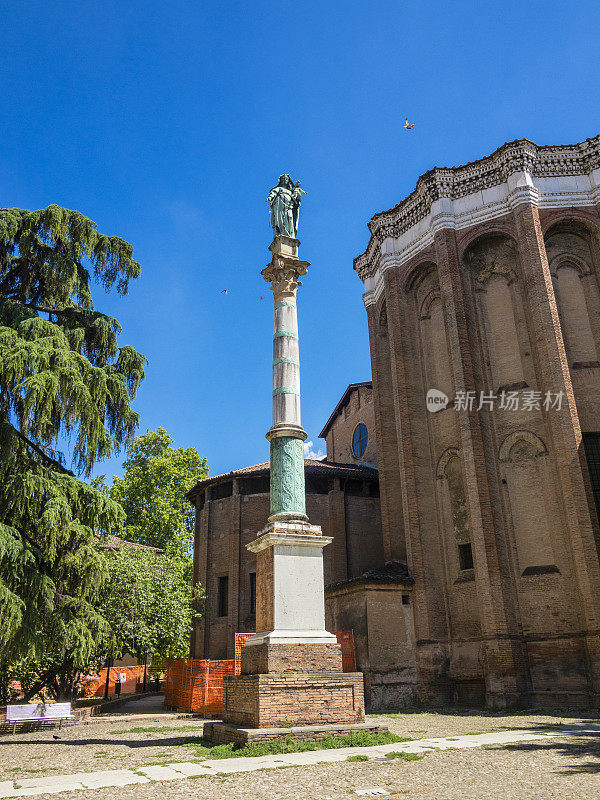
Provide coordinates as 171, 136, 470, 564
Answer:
1, 708, 598, 781
8, 733, 599, 800
366, 709, 600, 739
0, 716, 212, 778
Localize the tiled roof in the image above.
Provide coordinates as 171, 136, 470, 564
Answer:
186, 458, 378, 500
98, 534, 164, 553
326, 560, 414, 591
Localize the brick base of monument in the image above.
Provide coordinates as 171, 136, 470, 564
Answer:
203, 721, 387, 746
241, 642, 343, 674
220, 671, 366, 728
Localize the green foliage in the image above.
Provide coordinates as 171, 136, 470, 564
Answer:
106, 428, 208, 557
184, 730, 408, 759
385, 751, 423, 761
0, 205, 145, 701
98, 547, 205, 661
347, 754, 369, 761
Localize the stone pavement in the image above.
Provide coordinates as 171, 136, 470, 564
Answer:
1, 723, 598, 798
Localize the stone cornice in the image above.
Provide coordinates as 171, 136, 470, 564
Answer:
354, 135, 600, 281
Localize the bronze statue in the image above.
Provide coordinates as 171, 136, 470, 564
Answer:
267, 175, 306, 238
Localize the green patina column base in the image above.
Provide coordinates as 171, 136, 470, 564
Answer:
269, 435, 307, 521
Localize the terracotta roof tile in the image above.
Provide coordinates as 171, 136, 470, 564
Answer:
326, 560, 414, 591
186, 459, 378, 499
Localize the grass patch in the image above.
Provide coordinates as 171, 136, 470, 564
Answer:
385, 752, 423, 761
21, 768, 51, 775
183, 731, 410, 760
109, 724, 203, 735
347, 754, 369, 762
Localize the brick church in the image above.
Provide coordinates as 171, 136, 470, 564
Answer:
190, 135, 600, 710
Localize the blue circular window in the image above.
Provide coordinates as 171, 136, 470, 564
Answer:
352, 423, 368, 459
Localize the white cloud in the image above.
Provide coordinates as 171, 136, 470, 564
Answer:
304, 440, 325, 461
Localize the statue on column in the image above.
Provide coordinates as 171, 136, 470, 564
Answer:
267, 175, 306, 239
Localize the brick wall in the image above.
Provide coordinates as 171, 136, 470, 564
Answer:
324, 386, 378, 466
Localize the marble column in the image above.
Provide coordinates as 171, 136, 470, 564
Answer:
263, 235, 309, 521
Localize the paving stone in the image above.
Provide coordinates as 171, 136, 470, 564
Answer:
78, 770, 149, 788
166, 762, 214, 776
134, 765, 186, 780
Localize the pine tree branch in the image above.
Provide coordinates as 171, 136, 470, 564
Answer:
25, 304, 61, 316
9, 424, 73, 475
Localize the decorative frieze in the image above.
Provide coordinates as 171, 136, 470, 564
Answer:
355, 135, 600, 281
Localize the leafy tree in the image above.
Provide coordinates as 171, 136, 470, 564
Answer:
0, 205, 146, 701
98, 547, 205, 662
107, 427, 208, 558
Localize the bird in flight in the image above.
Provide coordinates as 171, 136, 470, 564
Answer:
403, 118, 415, 130
220, 289, 228, 294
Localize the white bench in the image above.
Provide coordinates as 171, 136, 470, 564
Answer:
5, 702, 74, 733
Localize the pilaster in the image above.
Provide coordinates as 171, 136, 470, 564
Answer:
328, 480, 348, 583
383, 265, 452, 701
227, 491, 242, 658
365, 301, 406, 562
512, 201, 600, 692
433, 225, 529, 706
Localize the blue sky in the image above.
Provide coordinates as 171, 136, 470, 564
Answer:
2, 0, 600, 481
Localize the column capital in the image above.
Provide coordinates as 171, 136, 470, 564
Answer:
262, 238, 310, 300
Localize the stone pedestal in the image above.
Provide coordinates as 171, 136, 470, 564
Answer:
219, 520, 366, 730
243, 520, 338, 649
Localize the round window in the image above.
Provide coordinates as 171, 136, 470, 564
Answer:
352, 423, 368, 459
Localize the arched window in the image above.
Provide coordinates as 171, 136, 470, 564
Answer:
352, 423, 368, 458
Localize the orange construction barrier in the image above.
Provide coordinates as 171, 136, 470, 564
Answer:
163, 659, 234, 714
82, 666, 145, 697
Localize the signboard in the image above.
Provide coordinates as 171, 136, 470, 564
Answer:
6, 703, 72, 722
120, 673, 127, 683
